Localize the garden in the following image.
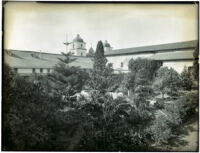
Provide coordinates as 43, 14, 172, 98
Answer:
2, 41, 199, 151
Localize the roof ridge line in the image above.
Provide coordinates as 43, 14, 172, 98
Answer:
111, 40, 198, 51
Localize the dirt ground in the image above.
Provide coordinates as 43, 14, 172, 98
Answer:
171, 118, 198, 152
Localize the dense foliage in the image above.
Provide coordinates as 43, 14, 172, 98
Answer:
153, 67, 182, 98
47, 52, 88, 106
88, 41, 115, 93
128, 58, 161, 81
2, 64, 14, 150
79, 42, 156, 151
11, 78, 89, 150
178, 90, 198, 119
3, 53, 86, 150
3, 41, 198, 151
79, 41, 130, 150
122, 58, 161, 97
181, 66, 193, 91
8, 77, 62, 150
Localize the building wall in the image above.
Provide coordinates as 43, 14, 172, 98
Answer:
70, 42, 86, 50
70, 48, 86, 56
18, 68, 32, 74
106, 53, 154, 71
16, 68, 53, 75
162, 61, 193, 73
106, 54, 193, 74
69, 41, 87, 56
35, 68, 40, 73
104, 46, 112, 52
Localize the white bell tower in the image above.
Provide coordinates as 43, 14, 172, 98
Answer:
70, 34, 87, 56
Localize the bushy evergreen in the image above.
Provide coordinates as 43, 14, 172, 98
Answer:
153, 67, 182, 99
181, 66, 193, 90
3, 41, 197, 151
3, 53, 89, 151
48, 52, 88, 107
123, 58, 161, 97
79, 42, 156, 151
88, 41, 114, 93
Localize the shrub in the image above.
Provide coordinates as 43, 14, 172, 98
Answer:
151, 113, 172, 145
8, 76, 63, 150
6, 75, 90, 151
154, 99, 165, 109
181, 66, 193, 91
178, 91, 198, 119
153, 67, 183, 99
151, 97, 184, 146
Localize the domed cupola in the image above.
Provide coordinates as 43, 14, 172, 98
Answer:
87, 46, 94, 57
70, 34, 86, 56
89, 47, 94, 54
104, 40, 112, 52
73, 34, 84, 43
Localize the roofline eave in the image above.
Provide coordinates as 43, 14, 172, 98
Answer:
154, 58, 194, 62
105, 47, 196, 57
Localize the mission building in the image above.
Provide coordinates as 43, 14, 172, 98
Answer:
5, 34, 198, 76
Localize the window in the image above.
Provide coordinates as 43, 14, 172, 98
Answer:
81, 53, 83, 56
32, 68, 35, 73
47, 68, 50, 73
73, 44, 75, 49
121, 62, 123, 68
14, 68, 18, 73
40, 68, 43, 73
81, 44, 83, 48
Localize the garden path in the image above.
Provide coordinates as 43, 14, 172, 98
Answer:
171, 118, 198, 152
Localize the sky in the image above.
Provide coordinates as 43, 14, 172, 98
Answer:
4, 2, 198, 54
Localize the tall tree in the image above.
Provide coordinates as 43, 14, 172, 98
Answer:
128, 58, 161, 81
123, 58, 161, 97
48, 52, 87, 107
80, 41, 131, 150
181, 66, 193, 91
5, 54, 88, 150
88, 41, 114, 94
153, 67, 182, 99
79, 41, 155, 151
